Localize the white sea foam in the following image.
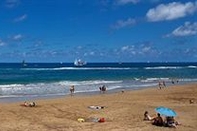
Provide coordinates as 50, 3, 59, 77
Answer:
57, 80, 123, 86
0, 78, 196, 98
21, 67, 135, 71
0, 84, 24, 88
181, 78, 197, 82
0, 80, 123, 96
55, 67, 136, 70
187, 66, 197, 69
141, 78, 170, 82
144, 66, 182, 70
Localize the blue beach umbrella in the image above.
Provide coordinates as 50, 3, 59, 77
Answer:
155, 106, 177, 117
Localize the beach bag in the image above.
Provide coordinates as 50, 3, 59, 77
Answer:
98, 118, 105, 123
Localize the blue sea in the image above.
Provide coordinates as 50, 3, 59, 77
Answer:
0, 62, 197, 102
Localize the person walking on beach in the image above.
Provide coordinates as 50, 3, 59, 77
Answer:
70, 85, 75, 96
171, 79, 175, 84
163, 81, 166, 88
99, 85, 106, 94
158, 81, 162, 89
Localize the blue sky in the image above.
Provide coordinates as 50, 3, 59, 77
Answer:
0, 0, 197, 62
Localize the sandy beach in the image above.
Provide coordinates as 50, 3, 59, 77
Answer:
0, 83, 196, 131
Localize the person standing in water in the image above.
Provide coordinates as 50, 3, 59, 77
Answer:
158, 81, 162, 89
70, 85, 75, 96
163, 81, 166, 87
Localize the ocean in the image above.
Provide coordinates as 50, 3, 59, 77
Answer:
0, 62, 197, 102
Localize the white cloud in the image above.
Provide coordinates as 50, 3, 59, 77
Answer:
111, 18, 136, 29
90, 51, 95, 55
12, 34, 23, 40
121, 45, 136, 55
142, 46, 151, 52
119, 43, 158, 57
146, 1, 197, 22
0, 39, 6, 46
14, 14, 27, 22
77, 46, 82, 49
167, 22, 197, 37
121, 45, 134, 51
33, 40, 43, 47
121, 46, 129, 51
115, 0, 139, 5
84, 51, 95, 56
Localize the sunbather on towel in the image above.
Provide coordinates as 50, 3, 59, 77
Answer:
88, 106, 105, 110
20, 101, 36, 107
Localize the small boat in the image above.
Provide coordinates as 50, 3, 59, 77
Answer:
22, 60, 27, 67
74, 59, 87, 66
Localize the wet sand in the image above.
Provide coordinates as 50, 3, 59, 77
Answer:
0, 83, 196, 131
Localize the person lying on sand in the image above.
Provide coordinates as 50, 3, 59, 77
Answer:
164, 116, 180, 128
29, 102, 36, 107
20, 101, 36, 107
88, 105, 105, 110
143, 111, 155, 121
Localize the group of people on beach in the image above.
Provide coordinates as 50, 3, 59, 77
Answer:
69, 85, 107, 96
99, 85, 107, 93
171, 79, 179, 84
158, 78, 180, 89
144, 111, 180, 128
158, 81, 166, 89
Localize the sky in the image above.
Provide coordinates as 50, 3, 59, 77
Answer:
0, 0, 197, 62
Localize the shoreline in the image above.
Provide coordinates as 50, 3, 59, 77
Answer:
0, 81, 194, 104
0, 83, 196, 130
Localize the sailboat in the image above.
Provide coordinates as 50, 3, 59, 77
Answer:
22, 60, 27, 67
